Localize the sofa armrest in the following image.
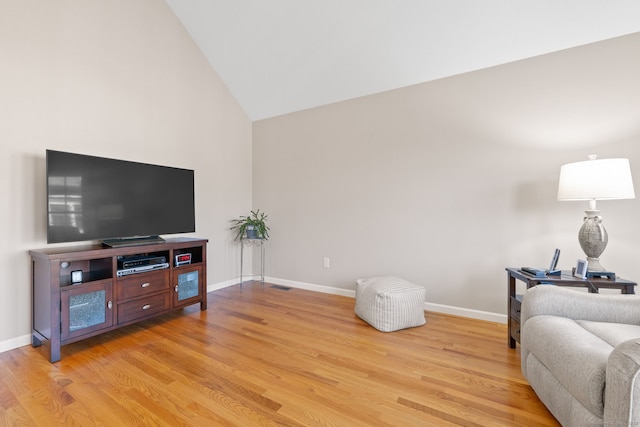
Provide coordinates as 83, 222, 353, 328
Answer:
521, 286, 640, 329
605, 339, 640, 424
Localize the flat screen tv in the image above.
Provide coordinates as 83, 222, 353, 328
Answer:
46, 150, 195, 246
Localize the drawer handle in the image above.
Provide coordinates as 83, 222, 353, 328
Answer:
516, 309, 521, 313
142, 304, 151, 310
141, 282, 151, 288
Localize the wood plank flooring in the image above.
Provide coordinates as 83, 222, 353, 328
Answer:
0, 282, 558, 426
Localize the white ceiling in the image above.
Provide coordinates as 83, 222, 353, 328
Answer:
165, 1, 640, 121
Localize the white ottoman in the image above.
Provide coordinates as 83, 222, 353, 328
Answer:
355, 276, 426, 332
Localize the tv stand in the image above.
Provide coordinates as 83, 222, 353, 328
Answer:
102, 235, 166, 248
30, 237, 207, 362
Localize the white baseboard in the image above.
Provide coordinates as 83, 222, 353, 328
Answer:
424, 302, 507, 324
265, 276, 356, 298
0, 334, 31, 354
207, 278, 240, 292
262, 276, 507, 324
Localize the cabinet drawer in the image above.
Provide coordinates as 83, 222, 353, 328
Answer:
510, 295, 522, 321
117, 292, 170, 324
510, 319, 521, 343
117, 270, 170, 300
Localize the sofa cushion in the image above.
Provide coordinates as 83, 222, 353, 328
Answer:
576, 320, 640, 348
524, 353, 603, 426
523, 315, 612, 417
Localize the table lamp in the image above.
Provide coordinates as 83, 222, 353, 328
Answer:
557, 155, 635, 272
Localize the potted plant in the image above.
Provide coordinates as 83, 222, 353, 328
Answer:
230, 209, 270, 241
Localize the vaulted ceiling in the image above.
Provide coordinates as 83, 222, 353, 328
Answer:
165, 1, 640, 121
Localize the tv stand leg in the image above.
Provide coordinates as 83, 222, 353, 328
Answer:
50, 345, 61, 363
32, 331, 43, 347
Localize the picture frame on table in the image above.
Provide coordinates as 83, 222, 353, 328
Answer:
574, 259, 588, 279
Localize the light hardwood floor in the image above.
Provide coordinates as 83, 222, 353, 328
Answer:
0, 282, 558, 426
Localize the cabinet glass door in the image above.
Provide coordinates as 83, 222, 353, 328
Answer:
173, 266, 202, 307
69, 290, 106, 331
61, 281, 113, 341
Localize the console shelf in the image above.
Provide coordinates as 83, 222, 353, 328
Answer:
30, 237, 207, 362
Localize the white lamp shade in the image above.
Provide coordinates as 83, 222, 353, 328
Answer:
557, 158, 635, 201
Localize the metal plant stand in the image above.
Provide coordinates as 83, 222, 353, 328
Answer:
240, 238, 265, 288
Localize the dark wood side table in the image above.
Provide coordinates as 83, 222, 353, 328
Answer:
506, 267, 637, 348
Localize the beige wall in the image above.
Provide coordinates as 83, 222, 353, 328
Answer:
1, 2, 639, 351
0, 0, 252, 349
253, 33, 640, 319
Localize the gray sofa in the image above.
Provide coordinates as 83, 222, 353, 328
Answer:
521, 285, 640, 426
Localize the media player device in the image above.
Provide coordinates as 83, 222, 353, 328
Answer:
175, 253, 192, 266
117, 263, 169, 277
116, 254, 169, 277
117, 255, 167, 270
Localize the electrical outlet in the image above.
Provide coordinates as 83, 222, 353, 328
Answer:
323, 257, 330, 268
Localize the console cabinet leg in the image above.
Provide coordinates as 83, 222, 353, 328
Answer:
50, 347, 61, 363
31, 332, 43, 347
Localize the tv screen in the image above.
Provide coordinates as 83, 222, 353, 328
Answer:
46, 150, 195, 245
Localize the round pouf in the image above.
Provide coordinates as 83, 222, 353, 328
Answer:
355, 276, 426, 332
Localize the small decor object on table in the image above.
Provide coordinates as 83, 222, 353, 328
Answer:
574, 259, 588, 279
230, 209, 270, 241
70, 270, 83, 284
175, 253, 192, 266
